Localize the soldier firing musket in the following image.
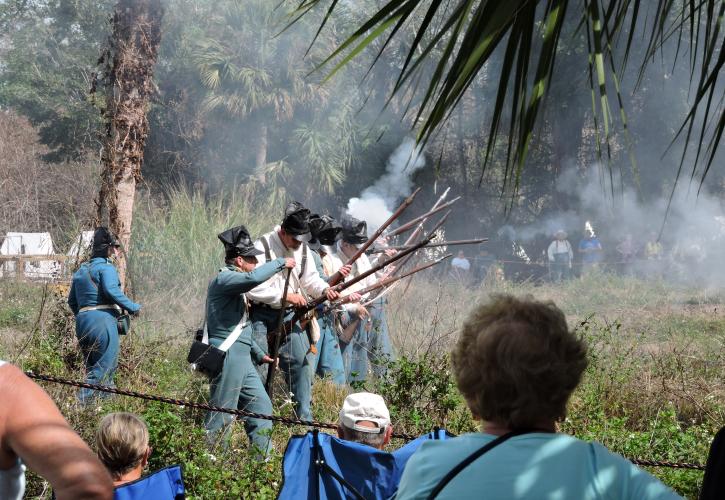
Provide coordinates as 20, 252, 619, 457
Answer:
306, 214, 347, 386
247, 202, 345, 419
271, 227, 438, 340
326, 217, 438, 382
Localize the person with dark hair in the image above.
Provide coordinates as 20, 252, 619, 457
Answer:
248, 202, 341, 421
0, 360, 113, 499
204, 225, 295, 455
396, 295, 681, 499
67, 227, 141, 403
308, 214, 348, 386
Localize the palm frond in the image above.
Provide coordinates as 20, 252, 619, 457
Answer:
294, 0, 724, 192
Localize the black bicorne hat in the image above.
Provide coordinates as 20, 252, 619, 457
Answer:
92, 227, 121, 258
341, 217, 368, 245
309, 214, 343, 250
281, 201, 312, 243
218, 225, 263, 259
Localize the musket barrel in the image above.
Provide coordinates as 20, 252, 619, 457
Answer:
325, 254, 452, 310
369, 237, 488, 254
327, 187, 421, 286
307, 230, 437, 310
387, 196, 461, 237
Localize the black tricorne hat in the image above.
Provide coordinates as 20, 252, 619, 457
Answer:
218, 225, 263, 259
92, 227, 121, 258
281, 201, 312, 243
341, 217, 368, 245
309, 214, 343, 250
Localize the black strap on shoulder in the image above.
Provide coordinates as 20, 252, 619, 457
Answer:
261, 236, 271, 263
426, 429, 535, 500
300, 243, 308, 277
84, 263, 98, 290
312, 430, 366, 500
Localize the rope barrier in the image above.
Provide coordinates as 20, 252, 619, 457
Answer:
24, 371, 706, 470
24, 371, 417, 441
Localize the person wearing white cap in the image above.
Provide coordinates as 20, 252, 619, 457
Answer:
337, 392, 393, 450
547, 229, 573, 282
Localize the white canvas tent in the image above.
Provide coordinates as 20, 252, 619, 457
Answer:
0, 232, 61, 279
67, 231, 94, 267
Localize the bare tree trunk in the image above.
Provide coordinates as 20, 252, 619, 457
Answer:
255, 123, 268, 182
96, 0, 164, 288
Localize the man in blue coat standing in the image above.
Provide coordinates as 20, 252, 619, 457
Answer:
204, 225, 295, 456
68, 227, 141, 403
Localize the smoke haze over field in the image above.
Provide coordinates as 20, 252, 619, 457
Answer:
346, 138, 426, 231
502, 166, 725, 286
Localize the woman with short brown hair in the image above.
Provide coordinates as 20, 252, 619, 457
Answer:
396, 295, 681, 499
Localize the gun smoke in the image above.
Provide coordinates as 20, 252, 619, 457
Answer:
346, 137, 426, 232
502, 166, 725, 287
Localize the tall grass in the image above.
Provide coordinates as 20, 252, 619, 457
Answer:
128, 187, 279, 324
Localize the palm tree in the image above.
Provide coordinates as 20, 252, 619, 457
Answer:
96, 0, 164, 287
193, 0, 327, 177
293, 0, 724, 194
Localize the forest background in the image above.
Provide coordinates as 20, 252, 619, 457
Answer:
2, 0, 723, 247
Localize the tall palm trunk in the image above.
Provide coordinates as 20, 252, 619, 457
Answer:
96, 0, 164, 288
255, 123, 268, 182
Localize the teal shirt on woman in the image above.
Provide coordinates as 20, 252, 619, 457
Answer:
205, 258, 286, 363
395, 432, 682, 500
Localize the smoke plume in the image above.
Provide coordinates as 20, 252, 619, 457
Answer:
346, 137, 426, 232
506, 165, 725, 287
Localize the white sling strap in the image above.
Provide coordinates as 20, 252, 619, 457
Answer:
201, 307, 247, 352
201, 268, 248, 352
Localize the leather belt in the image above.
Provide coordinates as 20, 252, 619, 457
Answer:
79, 304, 122, 313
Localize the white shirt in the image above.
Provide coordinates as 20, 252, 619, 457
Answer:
451, 257, 471, 271
328, 245, 378, 312
247, 227, 329, 308
547, 240, 573, 261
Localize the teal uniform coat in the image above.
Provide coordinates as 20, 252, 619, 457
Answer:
204, 258, 286, 455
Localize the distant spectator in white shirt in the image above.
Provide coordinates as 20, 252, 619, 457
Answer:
451, 251, 471, 275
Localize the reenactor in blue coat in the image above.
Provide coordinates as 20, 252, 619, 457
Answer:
68, 227, 141, 403
308, 214, 347, 386
204, 225, 295, 455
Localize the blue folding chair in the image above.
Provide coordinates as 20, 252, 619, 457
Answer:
114, 465, 185, 500
278, 429, 449, 500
